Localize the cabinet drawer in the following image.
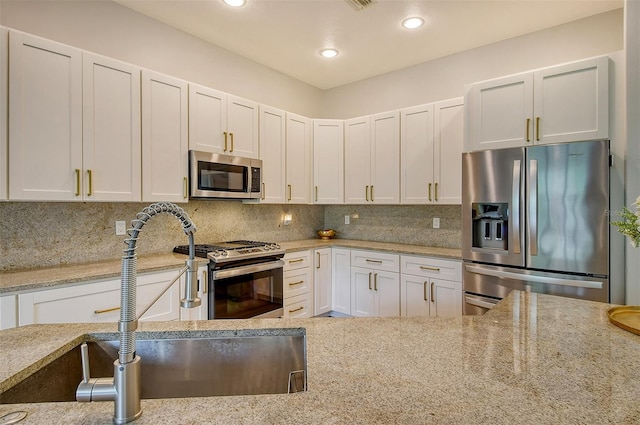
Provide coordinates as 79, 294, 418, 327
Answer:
283, 250, 312, 271
284, 268, 313, 299
283, 293, 313, 318
401, 255, 461, 281
350, 250, 399, 272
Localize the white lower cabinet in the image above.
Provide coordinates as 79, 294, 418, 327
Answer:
0, 295, 17, 330
18, 269, 182, 326
283, 250, 314, 318
179, 264, 209, 321
331, 248, 351, 315
314, 248, 332, 315
400, 255, 462, 317
350, 250, 400, 318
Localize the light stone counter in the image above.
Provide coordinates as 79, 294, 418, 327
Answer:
0, 240, 461, 294
0, 291, 639, 424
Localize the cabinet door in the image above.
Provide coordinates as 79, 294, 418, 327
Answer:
400, 275, 429, 317
314, 248, 332, 315
350, 267, 375, 317
313, 119, 344, 204
259, 105, 286, 203
141, 70, 188, 202
285, 113, 312, 204
344, 116, 371, 204
0, 27, 7, 200
370, 111, 400, 204
188, 83, 227, 154
83, 53, 141, 202
332, 248, 351, 315
430, 278, 462, 317
374, 270, 400, 317
9, 31, 82, 201
180, 264, 209, 321
468, 73, 533, 151
0, 295, 17, 330
433, 98, 463, 204
533, 57, 608, 145
227, 95, 259, 158
401, 104, 434, 204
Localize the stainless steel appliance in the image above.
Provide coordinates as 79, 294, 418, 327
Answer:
462, 140, 610, 315
174, 240, 284, 319
189, 150, 262, 199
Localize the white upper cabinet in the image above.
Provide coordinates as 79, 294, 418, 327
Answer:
345, 111, 399, 204
188, 85, 259, 159
285, 113, 312, 204
0, 27, 7, 201
466, 56, 609, 151
259, 105, 286, 203
9, 31, 83, 201
401, 98, 463, 204
313, 119, 344, 204
141, 69, 189, 203
82, 52, 141, 202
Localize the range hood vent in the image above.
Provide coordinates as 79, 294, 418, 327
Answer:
344, 0, 374, 11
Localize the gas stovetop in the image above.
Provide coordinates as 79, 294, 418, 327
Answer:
173, 240, 283, 263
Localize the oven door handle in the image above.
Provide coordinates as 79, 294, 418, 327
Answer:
212, 260, 284, 280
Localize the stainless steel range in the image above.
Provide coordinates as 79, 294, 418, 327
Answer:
174, 240, 285, 319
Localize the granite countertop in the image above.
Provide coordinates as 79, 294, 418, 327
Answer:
1, 291, 639, 424
0, 240, 461, 295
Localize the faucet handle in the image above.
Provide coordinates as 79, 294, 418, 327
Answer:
81, 343, 91, 383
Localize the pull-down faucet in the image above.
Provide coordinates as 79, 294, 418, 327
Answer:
76, 202, 200, 424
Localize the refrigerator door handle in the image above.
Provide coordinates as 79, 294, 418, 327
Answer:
465, 265, 603, 289
529, 159, 538, 256
512, 160, 521, 254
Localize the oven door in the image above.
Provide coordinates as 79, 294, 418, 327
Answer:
208, 260, 284, 319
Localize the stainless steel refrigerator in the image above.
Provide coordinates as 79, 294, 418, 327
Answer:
462, 140, 610, 315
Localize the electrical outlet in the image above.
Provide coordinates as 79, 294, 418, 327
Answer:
433, 218, 440, 229
115, 221, 127, 236
345, 215, 350, 225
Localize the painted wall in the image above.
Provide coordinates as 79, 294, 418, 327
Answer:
321, 9, 624, 119
0, 0, 323, 118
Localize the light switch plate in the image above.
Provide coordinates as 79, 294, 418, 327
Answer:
433, 218, 440, 229
115, 221, 127, 236
345, 215, 350, 225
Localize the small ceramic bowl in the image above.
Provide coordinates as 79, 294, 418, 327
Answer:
317, 229, 336, 240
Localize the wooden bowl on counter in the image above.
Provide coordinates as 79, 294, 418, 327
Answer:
317, 229, 336, 240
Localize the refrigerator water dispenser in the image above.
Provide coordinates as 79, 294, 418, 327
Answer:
472, 203, 508, 250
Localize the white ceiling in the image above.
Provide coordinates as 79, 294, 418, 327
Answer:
114, 0, 623, 90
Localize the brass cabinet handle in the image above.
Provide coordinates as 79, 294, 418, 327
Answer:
368, 272, 372, 290
431, 282, 435, 303
261, 182, 265, 200
289, 258, 304, 264
423, 281, 428, 301
316, 252, 321, 269
95, 306, 120, 315
289, 280, 304, 287
183, 177, 188, 199
87, 169, 93, 196
374, 273, 378, 291
536, 117, 540, 141
202, 269, 208, 294
288, 184, 292, 201
365, 185, 369, 202
371, 185, 374, 202
434, 183, 438, 202
526, 118, 531, 142
366, 259, 382, 264
223, 131, 228, 151
428, 183, 432, 202
419, 266, 440, 272
314, 186, 318, 202
230, 132, 234, 152
75, 169, 81, 196
289, 306, 304, 314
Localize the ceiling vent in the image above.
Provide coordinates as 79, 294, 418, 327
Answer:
344, 0, 374, 11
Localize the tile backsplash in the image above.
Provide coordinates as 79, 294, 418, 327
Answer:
1, 202, 461, 272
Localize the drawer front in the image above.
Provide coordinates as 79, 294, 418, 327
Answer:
284, 268, 313, 299
283, 293, 313, 318
350, 250, 399, 273
401, 255, 461, 281
283, 250, 312, 271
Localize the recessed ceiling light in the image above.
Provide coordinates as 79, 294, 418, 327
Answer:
402, 17, 424, 29
320, 48, 339, 58
223, 0, 246, 7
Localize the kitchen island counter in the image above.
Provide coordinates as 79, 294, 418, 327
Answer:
1, 291, 638, 424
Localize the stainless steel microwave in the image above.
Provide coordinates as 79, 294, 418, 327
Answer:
189, 151, 262, 199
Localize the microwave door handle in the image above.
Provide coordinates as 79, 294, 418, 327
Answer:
512, 159, 521, 254
529, 159, 538, 256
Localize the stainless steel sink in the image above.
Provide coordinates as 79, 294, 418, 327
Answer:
0, 329, 307, 404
